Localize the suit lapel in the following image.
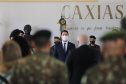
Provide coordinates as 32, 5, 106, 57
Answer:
66, 42, 70, 54
60, 42, 65, 54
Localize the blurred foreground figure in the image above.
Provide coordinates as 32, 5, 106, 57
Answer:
66, 34, 100, 84
121, 16, 126, 30
0, 41, 22, 84
50, 36, 61, 56
10, 30, 69, 84
13, 36, 31, 57
81, 31, 126, 84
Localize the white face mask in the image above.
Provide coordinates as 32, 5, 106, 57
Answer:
62, 36, 69, 42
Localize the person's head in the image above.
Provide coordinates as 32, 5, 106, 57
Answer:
77, 34, 88, 47
24, 24, 32, 35
32, 30, 51, 53
1, 41, 21, 70
61, 30, 69, 42
9, 29, 20, 40
121, 16, 126, 30
19, 30, 24, 37
54, 36, 61, 44
13, 36, 31, 57
90, 35, 96, 45
101, 31, 126, 57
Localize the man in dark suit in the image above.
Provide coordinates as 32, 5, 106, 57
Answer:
53, 30, 75, 62
66, 34, 101, 84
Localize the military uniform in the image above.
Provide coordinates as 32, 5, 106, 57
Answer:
88, 44, 100, 51
50, 45, 55, 56
81, 56, 126, 84
10, 51, 69, 84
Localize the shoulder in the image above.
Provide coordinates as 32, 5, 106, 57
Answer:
95, 44, 100, 47
50, 45, 55, 49
68, 42, 75, 47
17, 55, 34, 67
49, 56, 65, 66
55, 42, 61, 47
85, 61, 109, 79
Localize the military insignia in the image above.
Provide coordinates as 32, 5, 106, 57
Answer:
57, 16, 66, 32
61, 20, 66, 24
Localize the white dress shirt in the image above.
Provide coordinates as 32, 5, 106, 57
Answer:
62, 41, 68, 52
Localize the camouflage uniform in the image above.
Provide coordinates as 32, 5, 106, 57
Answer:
81, 56, 126, 84
50, 45, 55, 56
10, 51, 69, 84
88, 44, 100, 51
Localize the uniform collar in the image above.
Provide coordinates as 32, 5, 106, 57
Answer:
104, 56, 124, 64
34, 50, 49, 56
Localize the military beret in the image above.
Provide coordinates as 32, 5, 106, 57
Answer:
112, 29, 119, 32
54, 36, 61, 40
90, 35, 96, 39
10, 29, 20, 38
32, 30, 51, 40
19, 30, 24, 34
100, 30, 126, 41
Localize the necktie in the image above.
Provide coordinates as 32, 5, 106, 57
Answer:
64, 43, 66, 52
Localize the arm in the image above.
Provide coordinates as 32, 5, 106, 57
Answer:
10, 62, 30, 84
58, 64, 69, 84
10, 64, 26, 84
73, 44, 76, 49
65, 51, 73, 78
53, 45, 58, 58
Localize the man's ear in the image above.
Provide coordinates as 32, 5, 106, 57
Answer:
31, 41, 35, 48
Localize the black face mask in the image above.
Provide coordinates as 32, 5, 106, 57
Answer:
90, 41, 95, 44
54, 42, 60, 45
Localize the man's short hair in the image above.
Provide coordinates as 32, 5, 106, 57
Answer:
90, 35, 96, 39
24, 25, 31, 31
61, 30, 69, 35
32, 30, 51, 47
19, 30, 24, 34
54, 36, 61, 40
10, 29, 20, 38
121, 17, 126, 30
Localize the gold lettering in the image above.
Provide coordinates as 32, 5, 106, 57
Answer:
98, 5, 100, 19
115, 5, 123, 19
85, 5, 95, 19
72, 5, 82, 19
103, 5, 113, 19
62, 5, 70, 19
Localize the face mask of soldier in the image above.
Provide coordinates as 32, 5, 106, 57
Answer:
90, 41, 95, 44
54, 41, 60, 45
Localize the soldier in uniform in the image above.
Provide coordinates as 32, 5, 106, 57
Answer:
10, 30, 69, 84
81, 31, 126, 84
50, 36, 61, 56
89, 35, 100, 51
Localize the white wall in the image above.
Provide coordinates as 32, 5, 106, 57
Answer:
0, 0, 125, 48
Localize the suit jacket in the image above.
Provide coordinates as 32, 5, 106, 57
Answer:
65, 45, 101, 84
53, 42, 75, 62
